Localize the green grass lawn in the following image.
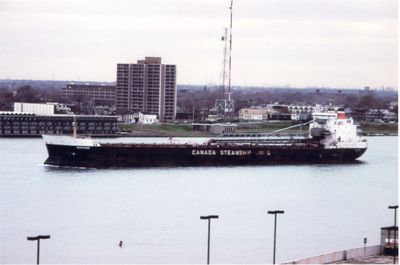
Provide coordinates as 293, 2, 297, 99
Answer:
358, 122, 398, 135
119, 123, 207, 136
119, 121, 397, 137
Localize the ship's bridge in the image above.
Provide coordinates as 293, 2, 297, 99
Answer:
310, 111, 366, 149
312, 112, 337, 124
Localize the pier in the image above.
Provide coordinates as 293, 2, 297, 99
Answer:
0, 112, 118, 136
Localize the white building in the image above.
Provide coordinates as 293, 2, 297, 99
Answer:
118, 113, 136, 124
14, 102, 54, 115
288, 104, 325, 121
119, 112, 159, 124
238, 107, 274, 120
14, 102, 72, 115
137, 113, 158, 124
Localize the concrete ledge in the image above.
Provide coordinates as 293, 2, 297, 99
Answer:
282, 245, 381, 264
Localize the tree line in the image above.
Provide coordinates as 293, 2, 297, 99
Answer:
0, 84, 397, 114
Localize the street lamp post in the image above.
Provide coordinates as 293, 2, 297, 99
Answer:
27, 235, 50, 265
363, 237, 367, 255
388, 205, 398, 264
268, 210, 285, 264
200, 215, 219, 264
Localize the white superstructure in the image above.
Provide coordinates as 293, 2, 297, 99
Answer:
310, 111, 367, 149
42, 135, 99, 147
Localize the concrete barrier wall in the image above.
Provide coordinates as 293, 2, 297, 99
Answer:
282, 245, 381, 264
346, 245, 381, 259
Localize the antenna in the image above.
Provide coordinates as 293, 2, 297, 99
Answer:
228, 0, 233, 100
72, 115, 77, 139
222, 27, 228, 100
211, 0, 234, 121
226, 0, 234, 120
212, 28, 229, 118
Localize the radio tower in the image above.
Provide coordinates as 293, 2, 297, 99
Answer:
213, 28, 229, 117
222, 27, 228, 102
213, 0, 234, 121
225, 0, 234, 120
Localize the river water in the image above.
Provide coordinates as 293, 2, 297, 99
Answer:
0, 136, 397, 264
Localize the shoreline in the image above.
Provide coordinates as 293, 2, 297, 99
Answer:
0, 132, 397, 138
0, 121, 397, 138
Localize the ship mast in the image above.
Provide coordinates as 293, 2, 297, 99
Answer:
72, 115, 77, 139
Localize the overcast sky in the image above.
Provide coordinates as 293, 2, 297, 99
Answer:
0, 0, 397, 88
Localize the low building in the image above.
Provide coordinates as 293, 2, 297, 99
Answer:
137, 113, 158, 124
14, 102, 72, 115
14, 102, 54, 115
192, 123, 237, 135
239, 107, 273, 121
288, 104, 324, 121
239, 104, 322, 121
119, 112, 159, 124
118, 113, 136, 124
62, 83, 116, 105
210, 123, 237, 134
287, 104, 323, 114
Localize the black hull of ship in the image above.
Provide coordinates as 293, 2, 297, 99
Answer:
44, 143, 367, 168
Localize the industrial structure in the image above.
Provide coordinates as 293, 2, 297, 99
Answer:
0, 112, 118, 136
116, 57, 177, 122
0, 102, 118, 136
212, 1, 234, 120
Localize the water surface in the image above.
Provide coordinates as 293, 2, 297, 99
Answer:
0, 137, 397, 264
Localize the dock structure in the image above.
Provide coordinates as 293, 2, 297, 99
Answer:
0, 112, 118, 137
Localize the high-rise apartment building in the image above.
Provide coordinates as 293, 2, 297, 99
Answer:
116, 57, 177, 121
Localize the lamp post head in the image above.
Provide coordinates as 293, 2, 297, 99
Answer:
27, 235, 51, 241
200, 215, 219, 220
389, 205, 399, 209
268, 210, 285, 215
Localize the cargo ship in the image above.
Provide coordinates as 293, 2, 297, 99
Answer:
43, 111, 367, 168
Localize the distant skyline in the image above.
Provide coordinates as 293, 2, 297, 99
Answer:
0, 0, 397, 89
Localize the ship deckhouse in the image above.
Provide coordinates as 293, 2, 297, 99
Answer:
310, 111, 367, 149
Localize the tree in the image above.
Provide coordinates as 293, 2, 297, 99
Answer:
357, 94, 381, 109
14, 85, 39, 102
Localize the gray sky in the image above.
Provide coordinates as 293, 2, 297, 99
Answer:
0, 0, 397, 88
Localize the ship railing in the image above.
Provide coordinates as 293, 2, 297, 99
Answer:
209, 141, 317, 147
220, 132, 309, 138
214, 135, 309, 142
101, 141, 318, 148
212, 136, 310, 143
